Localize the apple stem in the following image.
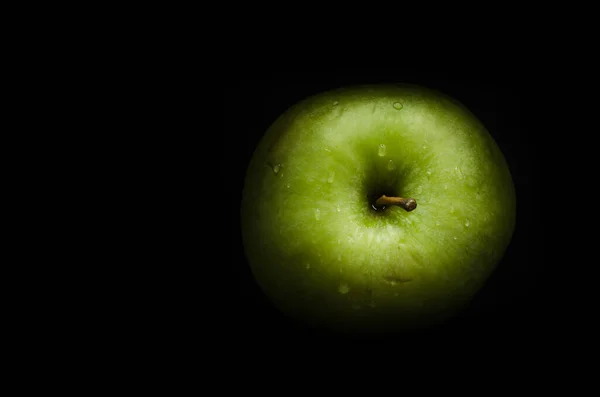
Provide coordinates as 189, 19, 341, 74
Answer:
375, 195, 417, 212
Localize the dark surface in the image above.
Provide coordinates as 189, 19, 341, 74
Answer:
222, 70, 546, 349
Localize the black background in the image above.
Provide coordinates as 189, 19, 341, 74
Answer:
222, 69, 546, 349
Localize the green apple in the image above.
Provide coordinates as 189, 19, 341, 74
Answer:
241, 84, 516, 337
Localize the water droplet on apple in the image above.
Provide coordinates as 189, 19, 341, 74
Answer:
338, 283, 350, 294
444, 184, 448, 190
422, 145, 427, 150
328, 171, 335, 183
286, 184, 290, 188
333, 100, 339, 106
387, 160, 396, 170
465, 219, 470, 227
393, 102, 403, 110
378, 144, 387, 157
337, 254, 341, 261
450, 206, 455, 214
455, 166, 463, 178
272, 164, 282, 174
427, 170, 432, 175
315, 208, 320, 220
325, 148, 332, 153
306, 263, 311, 269
435, 221, 440, 226
453, 236, 458, 240
336, 205, 341, 212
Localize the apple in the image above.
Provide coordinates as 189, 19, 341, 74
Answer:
241, 84, 516, 338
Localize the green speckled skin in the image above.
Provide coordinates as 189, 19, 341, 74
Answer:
241, 84, 516, 336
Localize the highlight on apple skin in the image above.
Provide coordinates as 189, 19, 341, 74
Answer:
241, 84, 516, 338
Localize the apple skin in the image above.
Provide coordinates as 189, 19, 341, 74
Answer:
241, 84, 516, 337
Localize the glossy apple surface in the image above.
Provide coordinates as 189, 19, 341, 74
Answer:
241, 84, 515, 336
